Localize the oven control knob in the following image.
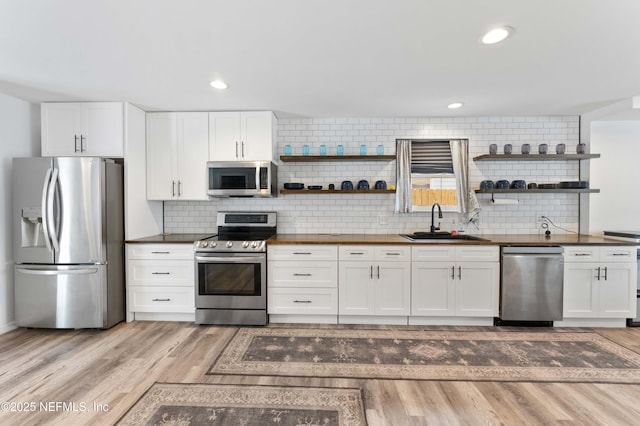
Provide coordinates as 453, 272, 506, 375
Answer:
242, 241, 250, 248
251, 241, 258, 249
201, 242, 208, 247
226, 241, 233, 248
211, 242, 217, 248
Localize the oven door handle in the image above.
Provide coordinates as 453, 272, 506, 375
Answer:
195, 255, 263, 263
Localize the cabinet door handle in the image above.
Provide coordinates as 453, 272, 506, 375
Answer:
178, 180, 182, 196
458, 266, 462, 280
151, 272, 171, 275
80, 135, 86, 152
152, 298, 171, 302
74, 135, 80, 152
377, 265, 380, 279
349, 252, 365, 255
293, 300, 312, 303
603, 266, 608, 281
385, 252, 401, 256
596, 267, 601, 280
151, 251, 170, 254
611, 253, 629, 257
293, 252, 312, 255
574, 253, 591, 257
451, 266, 455, 280
172, 180, 176, 197
293, 273, 312, 277
370, 265, 373, 279
242, 141, 245, 158
235, 141, 239, 158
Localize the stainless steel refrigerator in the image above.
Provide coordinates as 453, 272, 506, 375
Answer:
13, 157, 125, 329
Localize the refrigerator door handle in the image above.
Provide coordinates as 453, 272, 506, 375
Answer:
47, 168, 60, 252
16, 267, 99, 275
41, 168, 53, 252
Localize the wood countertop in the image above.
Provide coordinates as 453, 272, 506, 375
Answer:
126, 233, 215, 244
126, 233, 638, 246
268, 233, 639, 246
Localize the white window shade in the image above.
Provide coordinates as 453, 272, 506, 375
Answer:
411, 141, 454, 175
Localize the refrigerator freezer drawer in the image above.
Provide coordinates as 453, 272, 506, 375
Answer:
15, 265, 106, 328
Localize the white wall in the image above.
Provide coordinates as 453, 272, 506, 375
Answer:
0, 93, 40, 333
164, 115, 581, 235
589, 120, 640, 234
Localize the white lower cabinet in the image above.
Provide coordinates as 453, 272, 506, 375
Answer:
410, 245, 499, 325
338, 246, 411, 323
126, 243, 195, 322
561, 246, 636, 326
268, 245, 338, 323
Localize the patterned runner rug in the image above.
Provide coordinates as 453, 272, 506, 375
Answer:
117, 383, 365, 425
208, 328, 640, 383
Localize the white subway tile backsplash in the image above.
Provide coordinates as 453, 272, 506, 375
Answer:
164, 115, 583, 236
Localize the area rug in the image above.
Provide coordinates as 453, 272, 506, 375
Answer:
117, 383, 366, 425
208, 328, 640, 383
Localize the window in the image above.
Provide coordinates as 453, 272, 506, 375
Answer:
410, 140, 461, 212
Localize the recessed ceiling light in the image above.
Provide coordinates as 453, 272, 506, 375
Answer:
448, 102, 464, 109
210, 80, 228, 89
481, 26, 513, 45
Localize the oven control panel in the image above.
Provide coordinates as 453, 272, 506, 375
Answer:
194, 240, 267, 252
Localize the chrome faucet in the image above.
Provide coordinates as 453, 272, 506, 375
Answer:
430, 202, 443, 234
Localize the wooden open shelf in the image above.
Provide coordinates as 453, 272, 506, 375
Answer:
280, 155, 396, 162
475, 188, 600, 194
280, 189, 395, 195
473, 154, 600, 161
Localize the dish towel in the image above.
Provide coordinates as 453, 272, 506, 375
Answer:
466, 190, 481, 229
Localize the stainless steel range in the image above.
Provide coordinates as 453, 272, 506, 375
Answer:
194, 211, 276, 325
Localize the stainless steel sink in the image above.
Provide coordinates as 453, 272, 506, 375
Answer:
400, 232, 489, 242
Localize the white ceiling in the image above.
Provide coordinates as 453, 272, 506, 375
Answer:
2, 0, 640, 118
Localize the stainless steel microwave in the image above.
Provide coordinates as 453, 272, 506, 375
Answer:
206, 161, 277, 197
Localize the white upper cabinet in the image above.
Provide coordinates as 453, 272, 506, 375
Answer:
146, 112, 209, 200
41, 102, 124, 157
209, 111, 276, 161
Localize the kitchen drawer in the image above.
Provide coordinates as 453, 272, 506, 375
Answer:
339, 246, 375, 261
268, 244, 338, 261
374, 245, 411, 261
128, 286, 195, 313
563, 246, 599, 262
455, 245, 498, 262
412, 245, 457, 262
268, 260, 337, 288
127, 243, 194, 260
127, 260, 194, 287
268, 287, 337, 315
600, 246, 637, 262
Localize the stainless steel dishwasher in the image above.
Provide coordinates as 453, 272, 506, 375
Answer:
500, 246, 564, 322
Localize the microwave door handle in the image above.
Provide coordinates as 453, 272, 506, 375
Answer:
47, 168, 60, 252
41, 167, 53, 252
256, 165, 260, 191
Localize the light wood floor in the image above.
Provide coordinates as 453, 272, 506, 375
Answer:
1, 321, 640, 425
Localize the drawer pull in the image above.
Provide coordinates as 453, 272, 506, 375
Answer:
611, 253, 629, 256
152, 298, 171, 302
151, 251, 170, 254
293, 300, 312, 303
574, 253, 591, 256
293, 273, 312, 277
293, 252, 312, 255
385, 252, 402, 256
349, 252, 365, 255
152, 272, 171, 275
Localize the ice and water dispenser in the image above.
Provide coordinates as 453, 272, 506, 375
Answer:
20, 206, 45, 247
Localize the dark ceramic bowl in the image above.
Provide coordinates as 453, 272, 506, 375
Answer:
341, 180, 354, 190
510, 180, 526, 189
495, 180, 510, 189
284, 183, 304, 190
480, 180, 494, 190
